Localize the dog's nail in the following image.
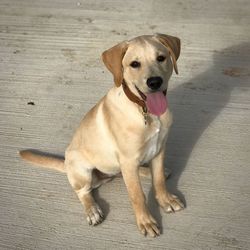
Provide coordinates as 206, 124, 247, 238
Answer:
166, 205, 174, 213
88, 219, 92, 225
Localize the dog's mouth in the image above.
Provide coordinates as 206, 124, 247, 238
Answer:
135, 86, 168, 116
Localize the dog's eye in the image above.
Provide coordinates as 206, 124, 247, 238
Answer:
157, 55, 166, 62
130, 61, 141, 68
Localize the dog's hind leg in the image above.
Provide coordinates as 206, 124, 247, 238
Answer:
65, 152, 106, 225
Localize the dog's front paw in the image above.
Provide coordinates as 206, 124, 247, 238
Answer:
86, 204, 104, 226
136, 212, 160, 237
157, 193, 184, 213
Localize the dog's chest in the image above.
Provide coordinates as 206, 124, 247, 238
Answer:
140, 117, 167, 164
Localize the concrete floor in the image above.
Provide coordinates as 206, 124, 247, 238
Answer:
1, 0, 250, 249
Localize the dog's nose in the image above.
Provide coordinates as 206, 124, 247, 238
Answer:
146, 77, 163, 90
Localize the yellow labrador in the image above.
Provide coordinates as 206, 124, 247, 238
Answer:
20, 34, 184, 237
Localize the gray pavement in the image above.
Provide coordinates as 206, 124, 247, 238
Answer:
0, 0, 250, 249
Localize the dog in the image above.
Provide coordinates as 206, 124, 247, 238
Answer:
20, 33, 184, 237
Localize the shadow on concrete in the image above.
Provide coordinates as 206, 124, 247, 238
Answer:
148, 43, 250, 232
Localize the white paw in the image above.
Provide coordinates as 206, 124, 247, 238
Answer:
158, 194, 184, 213
86, 204, 104, 226
137, 212, 160, 237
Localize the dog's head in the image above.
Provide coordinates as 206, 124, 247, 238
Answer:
102, 34, 180, 94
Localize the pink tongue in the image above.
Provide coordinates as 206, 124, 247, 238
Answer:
146, 92, 168, 116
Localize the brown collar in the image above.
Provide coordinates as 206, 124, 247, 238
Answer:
121, 80, 167, 112
122, 81, 147, 111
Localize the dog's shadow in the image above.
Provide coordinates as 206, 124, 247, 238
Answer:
147, 43, 250, 232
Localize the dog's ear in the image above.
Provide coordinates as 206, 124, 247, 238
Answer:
155, 33, 181, 74
102, 41, 128, 87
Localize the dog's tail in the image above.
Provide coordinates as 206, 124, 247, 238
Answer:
19, 150, 66, 173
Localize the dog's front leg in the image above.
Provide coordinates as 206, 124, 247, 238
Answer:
151, 147, 184, 213
121, 161, 160, 237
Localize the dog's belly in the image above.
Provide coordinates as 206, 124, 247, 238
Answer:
82, 142, 121, 175
93, 155, 121, 175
